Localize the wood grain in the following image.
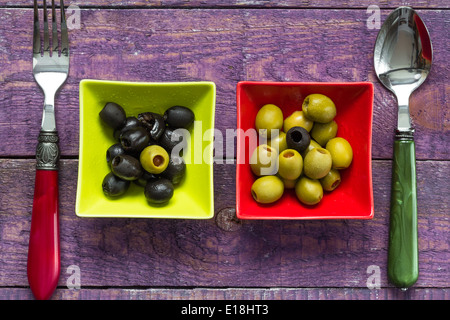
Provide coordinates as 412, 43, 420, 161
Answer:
0, 287, 448, 300
0, 1, 449, 9
0, 159, 448, 291
0, 9, 448, 159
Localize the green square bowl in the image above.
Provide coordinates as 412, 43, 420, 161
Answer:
76, 80, 216, 219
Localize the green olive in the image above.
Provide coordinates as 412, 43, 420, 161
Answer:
326, 137, 353, 169
267, 131, 288, 152
311, 120, 338, 146
295, 176, 323, 205
281, 177, 297, 189
278, 149, 303, 180
301, 139, 321, 159
302, 94, 336, 123
320, 169, 341, 191
255, 104, 283, 139
251, 175, 284, 204
140, 145, 170, 174
303, 147, 332, 179
284, 110, 314, 132
250, 144, 279, 176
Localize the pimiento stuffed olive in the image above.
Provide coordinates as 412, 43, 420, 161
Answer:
250, 144, 279, 176
286, 126, 311, 153
251, 175, 284, 204
255, 104, 283, 139
111, 154, 143, 181
140, 145, 170, 174
320, 169, 341, 191
138, 112, 165, 141
120, 127, 150, 154
164, 106, 195, 129
311, 120, 338, 146
99, 102, 127, 130
303, 147, 332, 180
301, 139, 321, 159
326, 137, 353, 169
144, 178, 174, 204
102, 172, 130, 197
302, 94, 336, 123
281, 177, 297, 189
284, 110, 314, 132
295, 176, 323, 205
267, 131, 288, 153
278, 149, 303, 181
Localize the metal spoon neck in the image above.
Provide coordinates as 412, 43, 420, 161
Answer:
394, 89, 414, 132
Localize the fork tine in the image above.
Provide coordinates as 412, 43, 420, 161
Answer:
60, 0, 69, 56
51, 0, 58, 55
43, 0, 50, 54
33, 0, 41, 55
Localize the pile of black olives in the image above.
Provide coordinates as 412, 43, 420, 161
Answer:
250, 94, 353, 206
99, 102, 194, 205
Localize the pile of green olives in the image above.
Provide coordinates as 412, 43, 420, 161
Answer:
250, 94, 353, 206
100, 102, 193, 205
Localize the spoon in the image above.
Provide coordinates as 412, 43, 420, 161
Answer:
374, 7, 432, 289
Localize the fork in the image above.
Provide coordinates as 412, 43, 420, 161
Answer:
27, 0, 69, 300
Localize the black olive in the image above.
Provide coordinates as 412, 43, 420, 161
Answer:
163, 106, 195, 129
120, 127, 150, 154
159, 128, 186, 154
111, 155, 143, 181
134, 171, 159, 187
106, 143, 126, 166
138, 112, 165, 141
113, 116, 142, 140
286, 126, 311, 153
99, 102, 127, 130
162, 155, 186, 185
144, 178, 174, 204
102, 172, 130, 197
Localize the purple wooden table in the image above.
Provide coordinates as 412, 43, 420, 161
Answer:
0, 1, 448, 300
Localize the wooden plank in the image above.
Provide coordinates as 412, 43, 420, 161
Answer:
0, 287, 448, 300
0, 0, 449, 9
0, 159, 448, 289
0, 9, 448, 159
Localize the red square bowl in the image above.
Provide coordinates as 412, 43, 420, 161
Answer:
236, 81, 374, 220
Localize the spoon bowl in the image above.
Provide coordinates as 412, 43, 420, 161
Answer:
374, 6, 432, 289
374, 6, 433, 131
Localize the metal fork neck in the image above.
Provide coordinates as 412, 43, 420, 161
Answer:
41, 103, 56, 132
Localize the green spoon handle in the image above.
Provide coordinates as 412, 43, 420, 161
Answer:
388, 131, 418, 289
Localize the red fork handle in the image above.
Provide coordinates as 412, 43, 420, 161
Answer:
27, 131, 60, 300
